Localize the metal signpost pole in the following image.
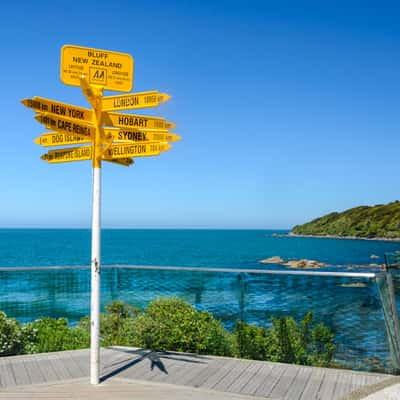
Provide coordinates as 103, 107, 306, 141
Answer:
90, 163, 101, 384
83, 81, 104, 385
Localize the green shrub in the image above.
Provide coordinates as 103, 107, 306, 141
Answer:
78, 301, 139, 346
234, 311, 335, 367
22, 318, 89, 353
124, 297, 237, 356
234, 321, 269, 360
0, 299, 336, 369
0, 312, 23, 356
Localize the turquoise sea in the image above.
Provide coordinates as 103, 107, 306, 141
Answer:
1, 228, 400, 269
1, 228, 400, 372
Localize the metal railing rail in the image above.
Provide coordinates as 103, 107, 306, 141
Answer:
0, 264, 385, 279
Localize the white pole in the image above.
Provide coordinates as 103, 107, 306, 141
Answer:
90, 166, 101, 384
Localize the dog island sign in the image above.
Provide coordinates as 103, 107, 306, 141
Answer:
61, 45, 134, 92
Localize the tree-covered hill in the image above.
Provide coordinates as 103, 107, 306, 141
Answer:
291, 201, 400, 239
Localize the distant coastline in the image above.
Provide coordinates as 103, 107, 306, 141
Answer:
273, 232, 400, 242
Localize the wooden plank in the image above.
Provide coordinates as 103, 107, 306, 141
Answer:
255, 363, 287, 397
269, 364, 300, 398
118, 356, 155, 380
145, 356, 182, 382
187, 358, 229, 388
101, 349, 144, 376
65, 353, 88, 378
227, 360, 264, 393
240, 362, 274, 395
35, 354, 60, 383
0, 360, 17, 387
55, 354, 83, 379
22, 358, 46, 384
168, 359, 209, 386
317, 369, 338, 400
48, 355, 73, 381
332, 371, 354, 400
71, 353, 90, 376
365, 374, 389, 385
152, 356, 201, 385
213, 360, 252, 391
284, 366, 313, 400
10, 360, 31, 386
199, 358, 239, 389
299, 368, 325, 400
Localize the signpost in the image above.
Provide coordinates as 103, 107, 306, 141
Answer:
61, 45, 134, 92
41, 145, 92, 163
103, 128, 182, 143
21, 97, 92, 122
101, 91, 171, 111
35, 114, 95, 137
21, 45, 179, 386
34, 132, 90, 147
101, 111, 176, 130
104, 142, 171, 159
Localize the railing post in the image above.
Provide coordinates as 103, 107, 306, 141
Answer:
238, 272, 246, 322
376, 272, 400, 372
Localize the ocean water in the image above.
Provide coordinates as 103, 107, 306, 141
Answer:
1, 228, 400, 268
1, 229, 400, 372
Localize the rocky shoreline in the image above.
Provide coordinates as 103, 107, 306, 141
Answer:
258, 255, 384, 270
259, 256, 326, 269
272, 232, 400, 242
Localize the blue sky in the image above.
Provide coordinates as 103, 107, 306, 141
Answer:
0, 1, 399, 229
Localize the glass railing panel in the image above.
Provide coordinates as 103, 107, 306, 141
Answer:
0, 266, 395, 373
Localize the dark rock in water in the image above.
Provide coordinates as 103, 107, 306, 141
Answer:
361, 296, 380, 310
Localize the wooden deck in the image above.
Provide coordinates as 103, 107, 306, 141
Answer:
0, 347, 394, 399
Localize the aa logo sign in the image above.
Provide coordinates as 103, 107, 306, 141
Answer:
90, 68, 107, 85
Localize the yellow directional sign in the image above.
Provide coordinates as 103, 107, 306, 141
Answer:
103, 128, 181, 143
103, 142, 171, 159
101, 112, 176, 130
41, 146, 92, 163
21, 97, 92, 122
61, 45, 134, 92
35, 113, 95, 137
34, 132, 91, 147
101, 91, 171, 111
104, 157, 135, 167
166, 133, 182, 142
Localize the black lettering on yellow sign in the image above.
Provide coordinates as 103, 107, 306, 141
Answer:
91, 59, 122, 69
144, 94, 157, 103
72, 56, 89, 64
68, 109, 84, 119
50, 147, 91, 161
117, 130, 148, 141
117, 116, 148, 128
114, 96, 139, 108
87, 51, 108, 59
90, 67, 107, 85
28, 99, 49, 112
105, 144, 153, 157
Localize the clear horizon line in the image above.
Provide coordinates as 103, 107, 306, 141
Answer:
0, 226, 292, 231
